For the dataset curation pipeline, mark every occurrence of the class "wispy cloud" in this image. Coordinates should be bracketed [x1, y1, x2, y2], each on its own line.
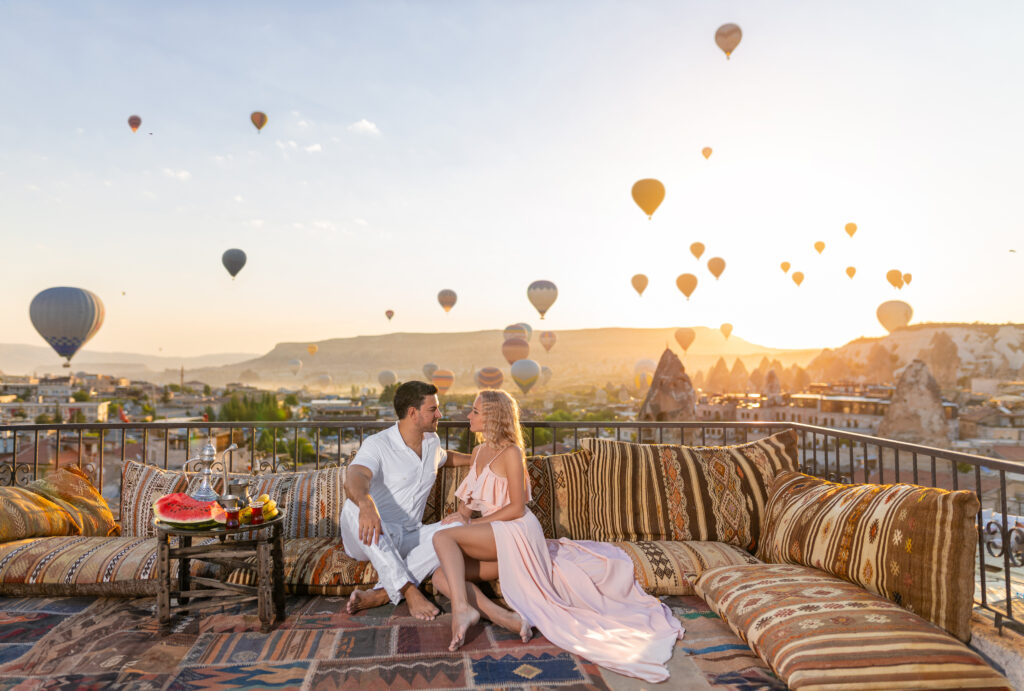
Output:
[297, 119, 310, 128]
[347, 119, 381, 136]
[311, 220, 337, 232]
[162, 168, 191, 181]
[304, 143, 322, 153]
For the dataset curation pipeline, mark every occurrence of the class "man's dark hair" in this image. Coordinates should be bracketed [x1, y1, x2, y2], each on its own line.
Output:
[394, 381, 438, 419]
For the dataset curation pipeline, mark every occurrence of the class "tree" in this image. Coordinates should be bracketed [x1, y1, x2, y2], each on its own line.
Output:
[203, 384, 212, 396]
[72, 389, 91, 402]
[34, 413, 52, 424]
[378, 382, 400, 406]
[161, 388, 172, 403]
[218, 393, 289, 422]
[284, 394, 299, 406]
[71, 410, 86, 423]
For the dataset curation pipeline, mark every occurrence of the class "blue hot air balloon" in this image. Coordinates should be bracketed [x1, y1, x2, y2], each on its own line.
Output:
[222, 249, 247, 278]
[29, 287, 105, 367]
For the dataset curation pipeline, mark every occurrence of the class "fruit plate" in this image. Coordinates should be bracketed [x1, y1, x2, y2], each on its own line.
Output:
[154, 508, 286, 533]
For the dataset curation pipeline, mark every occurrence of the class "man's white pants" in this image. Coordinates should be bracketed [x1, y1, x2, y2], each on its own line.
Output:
[340, 500, 461, 605]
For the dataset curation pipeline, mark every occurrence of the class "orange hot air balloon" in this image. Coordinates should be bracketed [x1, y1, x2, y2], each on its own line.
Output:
[631, 274, 648, 296]
[903, 273, 912, 285]
[502, 337, 530, 365]
[307, 344, 318, 356]
[438, 289, 457, 312]
[877, 300, 913, 334]
[715, 23, 742, 59]
[720, 323, 733, 340]
[780, 262, 791, 273]
[846, 266, 856, 279]
[539, 330, 556, 352]
[431, 369, 455, 394]
[503, 324, 528, 342]
[250, 111, 268, 132]
[676, 273, 698, 300]
[792, 272, 805, 286]
[845, 222, 857, 237]
[631, 179, 665, 218]
[128, 115, 141, 133]
[707, 257, 726, 279]
[385, 309, 394, 321]
[886, 270, 904, 290]
[674, 327, 696, 352]
[814, 241, 825, 254]
[702, 147, 712, 159]
[690, 242, 705, 260]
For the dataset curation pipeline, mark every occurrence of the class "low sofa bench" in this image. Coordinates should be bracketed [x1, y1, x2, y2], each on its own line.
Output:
[0, 430, 1010, 689]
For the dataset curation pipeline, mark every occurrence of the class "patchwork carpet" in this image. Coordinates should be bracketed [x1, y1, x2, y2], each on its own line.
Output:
[0, 594, 782, 690]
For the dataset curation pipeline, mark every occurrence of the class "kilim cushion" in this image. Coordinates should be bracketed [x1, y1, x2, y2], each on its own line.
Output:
[119, 461, 189, 537]
[28, 466, 119, 537]
[581, 429, 799, 548]
[0, 488, 75, 542]
[756, 470, 980, 643]
[695, 563, 1010, 690]
[612, 540, 763, 595]
[0, 536, 217, 597]
[222, 537, 378, 595]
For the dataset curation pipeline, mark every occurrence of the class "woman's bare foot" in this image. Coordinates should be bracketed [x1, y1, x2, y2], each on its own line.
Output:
[347, 588, 389, 614]
[491, 608, 532, 643]
[449, 603, 481, 651]
[404, 586, 440, 621]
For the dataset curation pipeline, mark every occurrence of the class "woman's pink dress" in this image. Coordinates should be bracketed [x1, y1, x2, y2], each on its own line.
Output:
[455, 456, 684, 683]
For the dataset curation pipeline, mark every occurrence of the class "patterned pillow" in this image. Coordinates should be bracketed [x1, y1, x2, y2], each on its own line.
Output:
[223, 537, 378, 595]
[215, 466, 347, 539]
[581, 429, 799, 549]
[28, 466, 119, 537]
[612, 540, 763, 596]
[695, 563, 1010, 690]
[756, 471, 980, 643]
[119, 461, 189, 537]
[0, 488, 75, 542]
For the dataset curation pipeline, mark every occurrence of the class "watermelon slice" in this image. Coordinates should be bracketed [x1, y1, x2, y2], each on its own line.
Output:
[153, 493, 222, 529]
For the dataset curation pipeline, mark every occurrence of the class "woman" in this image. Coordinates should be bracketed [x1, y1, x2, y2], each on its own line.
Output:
[432, 390, 684, 683]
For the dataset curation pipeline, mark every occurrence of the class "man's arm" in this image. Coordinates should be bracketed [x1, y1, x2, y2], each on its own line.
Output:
[445, 450, 473, 467]
[344, 464, 382, 545]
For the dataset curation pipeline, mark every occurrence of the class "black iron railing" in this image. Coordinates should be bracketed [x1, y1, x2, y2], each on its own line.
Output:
[1, 419, 1022, 633]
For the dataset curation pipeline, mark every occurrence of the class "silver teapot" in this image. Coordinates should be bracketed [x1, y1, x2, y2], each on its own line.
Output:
[186, 439, 238, 502]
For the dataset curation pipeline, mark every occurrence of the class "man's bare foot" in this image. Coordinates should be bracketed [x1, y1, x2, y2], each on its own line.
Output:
[449, 603, 481, 651]
[405, 586, 440, 621]
[347, 588, 388, 614]
[492, 608, 532, 643]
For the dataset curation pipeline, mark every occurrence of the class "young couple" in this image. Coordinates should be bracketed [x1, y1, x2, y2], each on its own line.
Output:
[340, 381, 683, 682]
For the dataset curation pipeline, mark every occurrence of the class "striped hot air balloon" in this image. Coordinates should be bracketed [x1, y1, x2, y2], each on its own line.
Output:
[502, 338, 530, 365]
[503, 324, 528, 342]
[432, 369, 455, 394]
[29, 287, 105, 367]
[475, 367, 504, 389]
[515, 323, 533, 341]
[539, 331, 556, 352]
[527, 281, 557, 319]
[510, 359, 541, 394]
[288, 359, 302, 376]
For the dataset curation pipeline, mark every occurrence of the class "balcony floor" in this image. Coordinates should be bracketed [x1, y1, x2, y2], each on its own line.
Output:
[0, 594, 784, 690]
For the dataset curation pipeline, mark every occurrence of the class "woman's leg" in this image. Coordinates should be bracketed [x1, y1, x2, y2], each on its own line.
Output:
[432, 523, 501, 650]
[433, 562, 531, 642]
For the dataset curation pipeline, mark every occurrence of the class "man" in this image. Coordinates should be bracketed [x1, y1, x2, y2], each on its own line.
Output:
[341, 380, 472, 619]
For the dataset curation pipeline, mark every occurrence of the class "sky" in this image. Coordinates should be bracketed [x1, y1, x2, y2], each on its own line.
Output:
[2, 0, 1023, 359]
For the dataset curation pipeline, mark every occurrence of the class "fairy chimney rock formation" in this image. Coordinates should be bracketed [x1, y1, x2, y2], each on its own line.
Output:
[638, 349, 696, 421]
[877, 359, 949, 447]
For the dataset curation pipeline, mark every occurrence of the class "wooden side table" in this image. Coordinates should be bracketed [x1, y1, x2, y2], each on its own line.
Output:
[155, 512, 286, 633]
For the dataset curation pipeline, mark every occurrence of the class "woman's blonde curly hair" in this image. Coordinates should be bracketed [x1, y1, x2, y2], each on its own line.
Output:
[475, 389, 525, 452]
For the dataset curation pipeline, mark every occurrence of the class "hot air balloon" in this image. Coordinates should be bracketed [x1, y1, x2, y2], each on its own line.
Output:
[475, 367, 504, 389]
[707, 257, 726, 279]
[720, 323, 733, 340]
[631, 274, 648, 296]
[438, 289, 457, 312]
[385, 310, 394, 321]
[510, 359, 541, 394]
[540, 366, 553, 387]
[316, 373, 332, 387]
[846, 266, 856, 279]
[702, 147, 712, 159]
[780, 262, 791, 273]
[903, 273, 912, 285]
[515, 323, 533, 341]
[539, 331, 556, 352]
[845, 222, 857, 238]
[715, 23, 742, 58]
[503, 324, 528, 342]
[674, 327, 696, 352]
[378, 370, 397, 387]
[631, 179, 665, 218]
[288, 358, 302, 376]
[877, 300, 913, 333]
[676, 273, 698, 300]
[886, 270, 904, 290]
[29, 287, 105, 367]
[792, 272, 805, 286]
[502, 337, 530, 365]
[527, 280, 557, 319]
[307, 344, 318, 356]
[423, 363, 438, 380]
[128, 115, 141, 133]
[690, 242, 705, 260]
[635, 371, 654, 389]
[634, 359, 656, 378]
[222, 249, 246, 278]
[814, 241, 825, 254]
[250, 111, 268, 132]
[432, 369, 455, 394]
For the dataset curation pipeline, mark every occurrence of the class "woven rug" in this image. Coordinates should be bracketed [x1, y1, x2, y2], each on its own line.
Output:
[0, 594, 782, 690]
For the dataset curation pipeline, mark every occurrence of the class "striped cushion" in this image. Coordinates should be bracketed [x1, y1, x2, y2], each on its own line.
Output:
[0, 488, 74, 542]
[612, 540, 763, 595]
[223, 537, 378, 595]
[545, 449, 593, 540]
[695, 563, 1010, 690]
[119, 461, 189, 537]
[757, 471, 980, 643]
[0, 536, 216, 597]
[581, 430, 799, 549]
[28, 466, 119, 537]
